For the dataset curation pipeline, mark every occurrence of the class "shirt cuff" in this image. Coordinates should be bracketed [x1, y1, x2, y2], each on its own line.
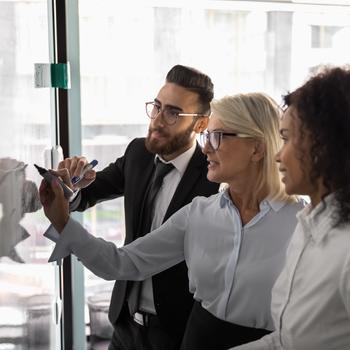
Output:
[43, 224, 61, 243]
[69, 190, 81, 211]
[44, 218, 77, 262]
[69, 188, 80, 202]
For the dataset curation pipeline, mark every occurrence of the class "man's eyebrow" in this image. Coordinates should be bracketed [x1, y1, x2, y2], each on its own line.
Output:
[154, 98, 182, 111]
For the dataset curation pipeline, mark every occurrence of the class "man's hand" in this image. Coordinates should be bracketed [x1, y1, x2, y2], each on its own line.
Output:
[58, 156, 96, 190]
[39, 170, 70, 233]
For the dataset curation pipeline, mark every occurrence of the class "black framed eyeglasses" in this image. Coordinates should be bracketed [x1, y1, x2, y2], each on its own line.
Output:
[199, 131, 251, 151]
[145, 101, 208, 126]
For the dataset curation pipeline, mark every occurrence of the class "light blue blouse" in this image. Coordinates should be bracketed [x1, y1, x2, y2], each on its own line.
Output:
[46, 190, 304, 330]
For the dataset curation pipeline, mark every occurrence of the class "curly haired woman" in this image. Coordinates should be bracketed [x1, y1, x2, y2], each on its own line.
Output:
[233, 66, 350, 350]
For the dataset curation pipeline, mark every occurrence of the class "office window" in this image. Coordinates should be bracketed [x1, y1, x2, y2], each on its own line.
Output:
[77, 0, 350, 344]
[0, 1, 61, 348]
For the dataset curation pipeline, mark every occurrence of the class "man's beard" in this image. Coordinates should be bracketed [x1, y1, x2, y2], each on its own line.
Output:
[145, 122, 195, 156]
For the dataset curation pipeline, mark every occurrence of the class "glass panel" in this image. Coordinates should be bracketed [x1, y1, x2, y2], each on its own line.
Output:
[0, 0, 60, 349]
[78, 0, 350, 346]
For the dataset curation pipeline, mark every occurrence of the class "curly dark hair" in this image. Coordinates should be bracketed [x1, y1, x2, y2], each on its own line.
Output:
[283, 66, 350, 227]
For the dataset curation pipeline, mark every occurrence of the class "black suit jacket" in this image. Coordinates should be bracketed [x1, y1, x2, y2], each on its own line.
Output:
[74, 137, 219, 342]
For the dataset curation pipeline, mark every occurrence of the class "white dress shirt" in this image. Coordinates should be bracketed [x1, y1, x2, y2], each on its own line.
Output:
[46, 190, 303, 329]
[231, 194, 350, 350]
[138, 142, 196, 314]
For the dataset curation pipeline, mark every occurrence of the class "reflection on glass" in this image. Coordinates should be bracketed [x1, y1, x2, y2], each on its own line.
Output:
[0, 158, 41, 262]
[78, 0, 350, 345]
[0, 1, 59, 348]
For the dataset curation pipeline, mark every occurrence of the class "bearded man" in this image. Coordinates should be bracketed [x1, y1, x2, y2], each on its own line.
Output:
[59, 65, 219, 350]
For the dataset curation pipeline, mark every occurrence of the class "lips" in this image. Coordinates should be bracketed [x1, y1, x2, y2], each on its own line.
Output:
[150, 129, 168, 140]
[207, 160, 218, 169]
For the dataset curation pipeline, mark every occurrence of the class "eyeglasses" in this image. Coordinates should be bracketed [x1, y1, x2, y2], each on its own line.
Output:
[145, 101, 208, 126]
[199, 131, 251, 151]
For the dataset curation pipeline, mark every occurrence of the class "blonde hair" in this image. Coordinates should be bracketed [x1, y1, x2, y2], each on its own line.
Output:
[211, 92, 294, 203]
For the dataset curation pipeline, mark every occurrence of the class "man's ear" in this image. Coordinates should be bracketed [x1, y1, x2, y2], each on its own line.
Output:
[193, 116, 209, 133]
[251, 141, 266, 162]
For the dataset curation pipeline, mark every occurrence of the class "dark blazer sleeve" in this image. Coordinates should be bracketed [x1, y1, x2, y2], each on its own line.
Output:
[72, 139, 135, 211]
[71, 137, 155, 246]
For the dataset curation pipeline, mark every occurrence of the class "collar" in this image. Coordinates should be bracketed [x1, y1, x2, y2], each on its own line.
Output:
[156, 142, 196, 177]
[296, 193, 337, 243]
[260, 199, 285, 212]
[219, 188, 285, 212]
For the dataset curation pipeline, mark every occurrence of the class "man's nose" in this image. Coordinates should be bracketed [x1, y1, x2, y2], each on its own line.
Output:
[151, 110, 165, 127]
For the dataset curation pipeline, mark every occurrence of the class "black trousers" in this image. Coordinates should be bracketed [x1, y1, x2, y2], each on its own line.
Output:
[108, 304, 179, 350]
[180, 301, 271, 350]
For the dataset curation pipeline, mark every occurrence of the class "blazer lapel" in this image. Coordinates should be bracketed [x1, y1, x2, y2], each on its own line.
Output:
[129, 155, 155, 243]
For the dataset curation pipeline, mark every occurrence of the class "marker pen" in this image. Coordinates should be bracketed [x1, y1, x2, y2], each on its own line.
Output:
[71, 159, 98, 185]
[34, 164, 74, 199]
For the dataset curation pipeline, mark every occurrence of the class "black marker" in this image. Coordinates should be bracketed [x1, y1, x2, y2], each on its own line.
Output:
[34, 164, 74, 199]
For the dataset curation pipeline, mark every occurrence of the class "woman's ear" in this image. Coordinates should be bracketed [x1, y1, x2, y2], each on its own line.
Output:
[193, 116, 209, 133]
[251, 141, 266, 162]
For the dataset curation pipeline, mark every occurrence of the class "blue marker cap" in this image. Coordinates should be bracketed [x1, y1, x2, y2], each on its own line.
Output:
[89, 159, 98, 168]
[71, 159, 98, 185]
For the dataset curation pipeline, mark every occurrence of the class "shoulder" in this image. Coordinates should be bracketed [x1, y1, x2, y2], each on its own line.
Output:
[189, 191, 223, 210]
[330, 224, 350, 300]
[329, 223, 350, 247]
[276, 198, 306, 216]
[125, 137, 147, 153]
[265, 200, 304, 231]
[123, 138, 154, 162]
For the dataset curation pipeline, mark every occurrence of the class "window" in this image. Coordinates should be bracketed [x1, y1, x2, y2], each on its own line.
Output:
[0, 1, 61, 348]
[77, 0, 350, 344]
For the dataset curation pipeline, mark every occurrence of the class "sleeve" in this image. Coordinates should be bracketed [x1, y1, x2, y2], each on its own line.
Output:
[46, 203, 191, 281]
[228, 332, 281, 350]
[70, 139, 139, 211]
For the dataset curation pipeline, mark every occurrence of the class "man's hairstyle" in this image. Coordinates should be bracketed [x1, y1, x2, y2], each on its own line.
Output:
[166, 65, 214, 114]
[284, 65, 350, 226]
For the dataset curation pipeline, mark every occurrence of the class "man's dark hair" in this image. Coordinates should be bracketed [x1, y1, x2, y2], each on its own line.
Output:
[166, 65, 214, 114]
[283, 66, 350, 227]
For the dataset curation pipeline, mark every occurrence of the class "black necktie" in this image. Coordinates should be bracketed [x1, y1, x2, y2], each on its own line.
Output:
[141, 159, 175, 233]
[127, 159, 174, 315]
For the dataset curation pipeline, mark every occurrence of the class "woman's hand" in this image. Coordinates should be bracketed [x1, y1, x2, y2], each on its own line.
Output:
[39, 169, 70, 233]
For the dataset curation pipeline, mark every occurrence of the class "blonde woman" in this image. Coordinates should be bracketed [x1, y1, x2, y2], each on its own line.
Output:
[39, 92, 304, 350]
